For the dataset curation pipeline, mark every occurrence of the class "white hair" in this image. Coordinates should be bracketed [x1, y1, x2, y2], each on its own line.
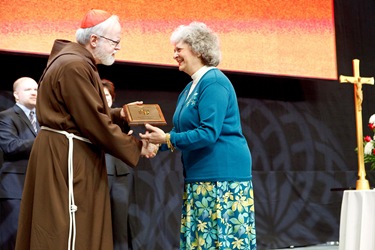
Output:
[75, 15, 120, 45]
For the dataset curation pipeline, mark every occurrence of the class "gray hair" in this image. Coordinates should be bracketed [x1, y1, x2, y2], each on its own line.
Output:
[75, 15, 120, 45]
[170, 22, 221, 67]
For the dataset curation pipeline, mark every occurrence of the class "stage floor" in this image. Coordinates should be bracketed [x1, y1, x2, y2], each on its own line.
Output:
[271, 242, 339, 250]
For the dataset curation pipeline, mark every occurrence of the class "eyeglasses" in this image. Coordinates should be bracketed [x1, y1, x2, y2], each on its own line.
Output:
[97, 35, 120, 47]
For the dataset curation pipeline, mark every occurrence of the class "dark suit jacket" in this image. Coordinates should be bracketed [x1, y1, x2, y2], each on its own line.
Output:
[105, 115, 132, 176]
[0, 104, 39, 198]
[105, 154, 131, 176]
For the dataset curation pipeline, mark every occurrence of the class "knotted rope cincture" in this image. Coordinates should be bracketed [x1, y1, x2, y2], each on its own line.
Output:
[41, 126, 91, 250]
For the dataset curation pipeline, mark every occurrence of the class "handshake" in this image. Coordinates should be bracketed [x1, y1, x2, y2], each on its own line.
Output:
[139, 123, 169, 158]
[140, 139, 160, 159]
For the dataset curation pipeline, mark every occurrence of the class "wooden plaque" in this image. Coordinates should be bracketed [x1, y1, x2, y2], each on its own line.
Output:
[123, 104, 167, 126]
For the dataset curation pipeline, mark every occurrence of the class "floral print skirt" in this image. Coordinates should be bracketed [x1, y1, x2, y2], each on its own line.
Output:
[180, 180, 256, 250]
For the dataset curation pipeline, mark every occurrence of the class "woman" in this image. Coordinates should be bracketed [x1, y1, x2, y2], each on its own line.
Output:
[139, 22, 256, 249]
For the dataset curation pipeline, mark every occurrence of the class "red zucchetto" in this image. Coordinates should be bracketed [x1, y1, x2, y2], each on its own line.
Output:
[80, 9, 112, 28]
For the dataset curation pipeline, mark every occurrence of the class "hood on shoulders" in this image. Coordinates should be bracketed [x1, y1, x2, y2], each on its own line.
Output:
[38, 39, 97, 84]
[47, 39, 71, 64]
[47, 39, 94, 66]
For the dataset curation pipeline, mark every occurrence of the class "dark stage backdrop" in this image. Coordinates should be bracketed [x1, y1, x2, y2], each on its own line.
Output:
[1, 1, 375, 249]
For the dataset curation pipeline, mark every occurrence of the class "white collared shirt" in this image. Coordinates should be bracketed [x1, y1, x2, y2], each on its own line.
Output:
[16, 103, 36, 118]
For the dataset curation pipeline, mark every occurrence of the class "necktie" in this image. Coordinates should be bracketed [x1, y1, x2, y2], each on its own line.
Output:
[29, 111, 37, 132]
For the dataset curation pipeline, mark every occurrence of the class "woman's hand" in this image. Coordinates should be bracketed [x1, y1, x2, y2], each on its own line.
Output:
[139, 123, 166, 144]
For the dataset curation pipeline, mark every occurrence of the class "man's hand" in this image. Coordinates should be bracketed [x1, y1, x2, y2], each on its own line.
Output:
[121, 101, 143, 118]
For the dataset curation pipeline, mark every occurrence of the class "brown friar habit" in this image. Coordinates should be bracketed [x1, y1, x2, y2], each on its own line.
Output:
[15, 40, 143, 250]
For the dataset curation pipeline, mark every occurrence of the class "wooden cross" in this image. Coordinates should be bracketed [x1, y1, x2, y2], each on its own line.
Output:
[340, 59, 374, 190]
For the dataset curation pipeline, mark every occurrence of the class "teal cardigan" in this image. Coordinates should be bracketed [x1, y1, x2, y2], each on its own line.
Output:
[165, 68, 252, 183]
